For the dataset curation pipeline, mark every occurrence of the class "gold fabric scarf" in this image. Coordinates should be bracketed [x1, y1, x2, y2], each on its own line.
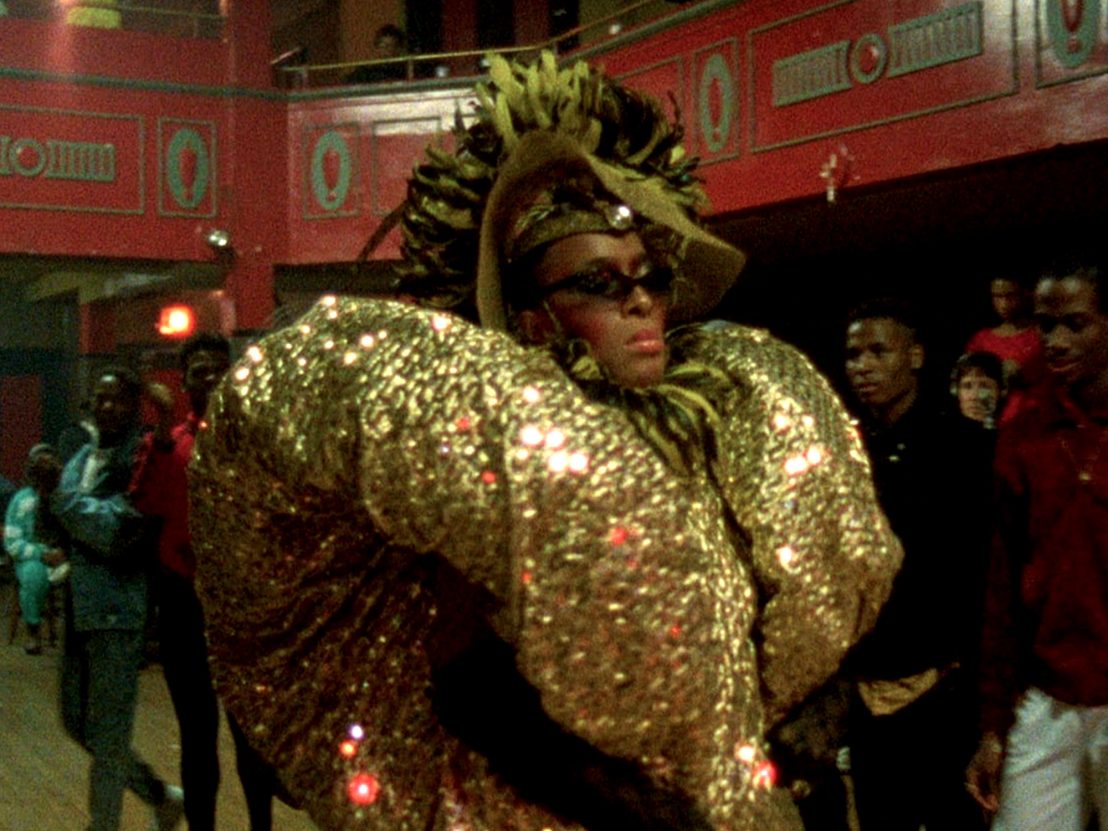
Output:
[549, 326, 730, 476]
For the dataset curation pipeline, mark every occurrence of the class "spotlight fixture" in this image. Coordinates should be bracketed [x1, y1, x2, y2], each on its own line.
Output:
[206, 228, 231, 250]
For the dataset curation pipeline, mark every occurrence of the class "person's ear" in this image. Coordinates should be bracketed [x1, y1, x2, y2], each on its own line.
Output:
[910, 343, 924, 372]
[516, 308, 554, 344]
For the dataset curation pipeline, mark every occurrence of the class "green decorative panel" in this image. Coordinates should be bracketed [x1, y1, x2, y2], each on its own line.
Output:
[157, 118, 217, 218]
[773, 41, 852, 106]
[303, 124, 359, 219]
[0, 104, 143, 214]
[1035, 0, 1108, 86]
[693, 40, 741, 163]
[886, 3, 983, 78]
[1046, 0, 1101, 68]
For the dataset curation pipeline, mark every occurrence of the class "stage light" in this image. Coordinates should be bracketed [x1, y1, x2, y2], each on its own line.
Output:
[157, 304, 196, 338]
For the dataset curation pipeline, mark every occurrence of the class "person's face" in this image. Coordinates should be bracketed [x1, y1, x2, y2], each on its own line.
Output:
[845, 317, 922, 422]
[1034, 275, 1108, 395]
[523, 231, 669, 388]
[183, 348, 230, 415]
[991, 279, 1028, 323]
[957, 368, 1000, 423]
[91, 375, 139, 445]
[375, 34, 401, 57]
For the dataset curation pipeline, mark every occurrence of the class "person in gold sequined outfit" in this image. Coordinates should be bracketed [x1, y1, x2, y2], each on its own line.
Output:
[188, 53, 902, 831]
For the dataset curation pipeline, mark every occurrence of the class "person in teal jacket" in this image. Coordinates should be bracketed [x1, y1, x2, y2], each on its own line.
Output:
[4, 443, 65, 654]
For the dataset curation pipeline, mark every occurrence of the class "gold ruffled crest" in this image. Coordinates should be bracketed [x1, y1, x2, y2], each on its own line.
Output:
[394, 51, 714, 321]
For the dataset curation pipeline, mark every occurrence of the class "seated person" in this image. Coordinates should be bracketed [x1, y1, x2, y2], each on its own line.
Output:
[347, 24, 408, 84]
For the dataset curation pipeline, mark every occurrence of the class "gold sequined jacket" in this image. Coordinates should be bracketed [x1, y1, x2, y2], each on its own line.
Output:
[190, 297, 900, 831]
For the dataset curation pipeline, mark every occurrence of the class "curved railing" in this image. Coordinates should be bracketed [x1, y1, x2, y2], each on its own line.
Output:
[275, 0, 690, 89]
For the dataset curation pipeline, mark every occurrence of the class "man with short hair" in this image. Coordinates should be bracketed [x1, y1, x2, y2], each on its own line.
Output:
[133, 334, 230, 831]
[348, 23, 408, 83]
[51, 366, 184, 831]
[844, 299, 989, 831]
[135, 333, 288, 831]
[966, 261, 1108, 828]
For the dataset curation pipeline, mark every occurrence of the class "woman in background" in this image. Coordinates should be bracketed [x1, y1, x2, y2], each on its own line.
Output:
[951, 351, 1006, 429]
[965, 276, 1045, 425]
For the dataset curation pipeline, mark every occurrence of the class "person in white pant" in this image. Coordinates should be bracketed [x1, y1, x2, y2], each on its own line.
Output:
[966, 260, 1108, 830]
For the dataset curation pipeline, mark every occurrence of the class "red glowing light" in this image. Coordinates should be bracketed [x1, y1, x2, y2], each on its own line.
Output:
[455, 416, 471, 431]
[157, 305, 196, 338]
[347, 773, 380, 805]
[752, 761, 777, 789]
[521, 570, 533, 585]
[609, 526, 629, 546]
[481, 470, 497, 484]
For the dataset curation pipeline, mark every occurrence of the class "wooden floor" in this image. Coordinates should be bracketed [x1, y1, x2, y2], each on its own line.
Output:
[0, 635, 318, 831]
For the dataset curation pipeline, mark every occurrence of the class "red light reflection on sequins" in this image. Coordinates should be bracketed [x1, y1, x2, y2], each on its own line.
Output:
[339, 740, 358, 759]
[752, 760, 777, 790]
[609, 526, 629, 546]
[481, 470, 497, 485]
[347, 773, 380, 805]
[521, 570, 533, 585]
[456, 416, 471, 431]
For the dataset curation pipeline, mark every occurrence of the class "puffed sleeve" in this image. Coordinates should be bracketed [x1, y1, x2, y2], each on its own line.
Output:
[688, 325, 901, 724]
[5, 488, 48, 563]
[191, 298, 809, 831]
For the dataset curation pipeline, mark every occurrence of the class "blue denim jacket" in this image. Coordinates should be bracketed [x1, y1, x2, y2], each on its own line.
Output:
[51, 430, 153, 632]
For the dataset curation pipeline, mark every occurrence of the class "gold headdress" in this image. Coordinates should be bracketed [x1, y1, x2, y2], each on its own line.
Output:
[394, 52, 745, 328]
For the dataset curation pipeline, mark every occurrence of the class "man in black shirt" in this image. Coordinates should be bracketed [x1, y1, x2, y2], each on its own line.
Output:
[843, 298, 989, 831]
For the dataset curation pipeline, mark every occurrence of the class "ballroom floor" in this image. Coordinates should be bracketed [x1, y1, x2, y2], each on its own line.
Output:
[0, 633, 317, 831]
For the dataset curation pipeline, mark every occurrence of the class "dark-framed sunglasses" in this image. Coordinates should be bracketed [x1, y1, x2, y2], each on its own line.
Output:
[539, 264, 676, 303]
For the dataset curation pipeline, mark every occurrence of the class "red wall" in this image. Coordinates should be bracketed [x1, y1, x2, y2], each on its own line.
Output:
[0, 2, 280, 329]
[591, 0, 1108, 214]
[1, 0, 1107, 335]
[1, 375, 43, 483]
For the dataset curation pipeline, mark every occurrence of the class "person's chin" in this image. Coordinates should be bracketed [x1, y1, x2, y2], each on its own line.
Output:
[619, 354, 666, 388]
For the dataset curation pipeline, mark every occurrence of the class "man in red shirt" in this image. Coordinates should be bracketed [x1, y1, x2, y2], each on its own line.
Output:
[967, 260, 1108, 828]
[133, 334, 230, 831]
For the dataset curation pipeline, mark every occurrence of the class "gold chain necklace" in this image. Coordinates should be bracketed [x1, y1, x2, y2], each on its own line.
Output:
[1059, 423, 1108, 484]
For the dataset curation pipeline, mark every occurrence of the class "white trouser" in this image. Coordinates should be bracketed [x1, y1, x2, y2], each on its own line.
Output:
[992, 687, 1108, 831]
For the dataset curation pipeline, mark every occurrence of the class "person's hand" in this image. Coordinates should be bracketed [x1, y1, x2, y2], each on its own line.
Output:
[41, 548, 67, 568]
[145, 381, 176, 441]
[965, 732, 1004, 814]
[145, 381, 175, 415]
[28, 453, 62, 496]
[1001, 359, 1024, 389]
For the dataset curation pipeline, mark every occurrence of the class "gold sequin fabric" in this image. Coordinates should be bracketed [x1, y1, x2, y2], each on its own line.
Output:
[190, 297, 900, 831]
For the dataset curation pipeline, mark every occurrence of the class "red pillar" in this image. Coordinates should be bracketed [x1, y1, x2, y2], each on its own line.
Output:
[219, 0, 282, 332]
[78, 301, 116, 355]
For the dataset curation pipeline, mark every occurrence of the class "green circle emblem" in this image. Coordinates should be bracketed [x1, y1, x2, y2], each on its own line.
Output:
[166, 128, 210, 210]
[310, 130, 352, 212]
[698, 53, 734, 154]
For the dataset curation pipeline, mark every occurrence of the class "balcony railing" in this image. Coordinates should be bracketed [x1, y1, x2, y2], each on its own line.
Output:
[274, 0, 691, 89]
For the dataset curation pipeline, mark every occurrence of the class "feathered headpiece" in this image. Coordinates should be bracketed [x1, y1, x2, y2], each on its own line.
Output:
[392, 51, 744, 328]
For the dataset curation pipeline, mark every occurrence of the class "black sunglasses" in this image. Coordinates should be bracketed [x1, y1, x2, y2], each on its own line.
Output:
[539, 264, 675, 303]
